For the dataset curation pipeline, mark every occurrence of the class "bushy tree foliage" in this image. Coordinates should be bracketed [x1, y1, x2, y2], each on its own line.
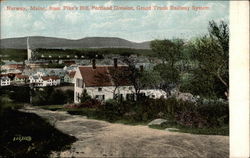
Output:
[150, 39, 184, 95]
[188, 21, 229, 98]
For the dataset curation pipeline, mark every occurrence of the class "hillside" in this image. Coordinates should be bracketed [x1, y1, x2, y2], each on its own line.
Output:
[0, 36, 151, 50]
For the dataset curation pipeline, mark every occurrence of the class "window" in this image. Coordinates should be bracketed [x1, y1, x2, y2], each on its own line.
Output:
[98, 87, 102, 92]
[76, 78, 84, 88]
[95, 95, 105, 101]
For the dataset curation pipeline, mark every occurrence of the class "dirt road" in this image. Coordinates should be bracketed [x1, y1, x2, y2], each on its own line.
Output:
[20, 106, 229, 158]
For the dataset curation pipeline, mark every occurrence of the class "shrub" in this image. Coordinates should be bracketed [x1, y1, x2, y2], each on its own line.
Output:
[0, 95, 13, 114]
[98, 99, 127, 121]
[33, 88, 74, 106]
[175, 111, 208, 128]
[80, 90, 91, 103]
[64, 90, 74, 103]
[174, 101, 228, 128]
[78, 99, 102, 108]
[197, 102, 229, 127]
[49, 89, 66, 105]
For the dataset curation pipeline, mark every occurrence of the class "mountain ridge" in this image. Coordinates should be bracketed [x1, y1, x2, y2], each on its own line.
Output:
[0, 36, 151, 50]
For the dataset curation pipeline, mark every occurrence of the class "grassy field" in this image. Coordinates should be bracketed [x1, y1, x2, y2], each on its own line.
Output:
[39, 105, 229, 136]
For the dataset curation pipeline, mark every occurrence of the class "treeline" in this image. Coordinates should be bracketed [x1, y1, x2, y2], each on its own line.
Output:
[0, 49, 27, 61]
[35, 48, 154, 59]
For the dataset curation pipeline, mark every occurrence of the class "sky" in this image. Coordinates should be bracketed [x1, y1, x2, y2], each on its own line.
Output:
[0, 0, 229, 42]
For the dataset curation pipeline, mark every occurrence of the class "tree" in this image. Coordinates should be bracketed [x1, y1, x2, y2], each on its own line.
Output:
[191, 20, 229, 98]
[140, 70, 163, 89]
[122, 56, 143, 98]
[150, 39, 184, 96]
[80, 89, 91, 103]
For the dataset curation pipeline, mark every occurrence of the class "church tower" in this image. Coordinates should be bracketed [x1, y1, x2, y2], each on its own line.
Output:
[27, 37, 32, 61]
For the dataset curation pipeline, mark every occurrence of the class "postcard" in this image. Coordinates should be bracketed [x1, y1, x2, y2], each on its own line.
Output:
[0, 0, 249, 157]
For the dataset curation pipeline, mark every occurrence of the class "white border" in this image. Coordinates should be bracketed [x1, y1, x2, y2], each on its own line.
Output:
[230, 1, 250, 157]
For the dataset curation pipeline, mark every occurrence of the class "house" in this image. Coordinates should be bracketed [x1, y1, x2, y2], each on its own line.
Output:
[29, 75, 60, 87]
[14, 74, 28, 83]
[74, 59, 135, 103]
[64, 71, 76, 84]
[0, 76, 11, 86]
[41, 76, 60, 87]
[0, 64, 24, 74]
[29, 76, 43, 87]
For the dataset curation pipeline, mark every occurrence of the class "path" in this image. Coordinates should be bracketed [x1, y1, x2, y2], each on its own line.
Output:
[20, 106, 229, 158]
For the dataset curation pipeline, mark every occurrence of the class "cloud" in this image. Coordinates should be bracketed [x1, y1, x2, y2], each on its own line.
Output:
[33, 21, 45, 30]
[1, 0, 229, 42]
[65, 12, 82, 24]
[43, 10, 57, 20]
[1, 10, 32, 27]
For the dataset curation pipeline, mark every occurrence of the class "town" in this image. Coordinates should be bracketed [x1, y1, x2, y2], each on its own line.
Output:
[0, 20, 230, 157]
[0, 37, 170, 103]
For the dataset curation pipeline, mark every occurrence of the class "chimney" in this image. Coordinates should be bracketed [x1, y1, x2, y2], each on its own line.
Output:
[114, 58, 118, 68]
[139, 65, 144, 72]
[92, 59, 96, 69]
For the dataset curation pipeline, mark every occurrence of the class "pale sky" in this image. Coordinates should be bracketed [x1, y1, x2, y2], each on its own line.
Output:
[1, 1, 229, 42]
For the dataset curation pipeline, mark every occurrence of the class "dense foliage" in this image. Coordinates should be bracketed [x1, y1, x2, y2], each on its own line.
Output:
[66, 97, 228, 130]
[35, 48, 153, 59]
[150, 21, 229, 99]
[0, 49, 27, 61]
[32, 88, 74, 106]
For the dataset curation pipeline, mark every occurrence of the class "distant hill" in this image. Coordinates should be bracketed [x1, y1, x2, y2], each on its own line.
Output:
[0, 36, 151, 50]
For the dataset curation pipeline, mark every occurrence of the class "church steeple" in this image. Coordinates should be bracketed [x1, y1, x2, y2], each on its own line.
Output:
[27, 37, 32, 61]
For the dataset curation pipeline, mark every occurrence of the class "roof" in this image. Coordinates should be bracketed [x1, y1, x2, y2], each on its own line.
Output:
[1, 64, 24, 70]
[0, 76, 10, 80]
[15, 74, 28, 79]
[0, 74, 9, 77]
[78, 65, 131, 87]
[42, 76, 60, 81]
[64, 61, 76, 66]
[68, 71, 76, 78]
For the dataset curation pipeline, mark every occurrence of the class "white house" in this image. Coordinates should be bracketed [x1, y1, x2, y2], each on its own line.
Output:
[64, 71, 76, 84]
[74, 59, 136, 103]
[41, 76, 61, 87]
[29, 76, 43, 87]
[0, 76, 11, 86]
[74, 59, 167, 103]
